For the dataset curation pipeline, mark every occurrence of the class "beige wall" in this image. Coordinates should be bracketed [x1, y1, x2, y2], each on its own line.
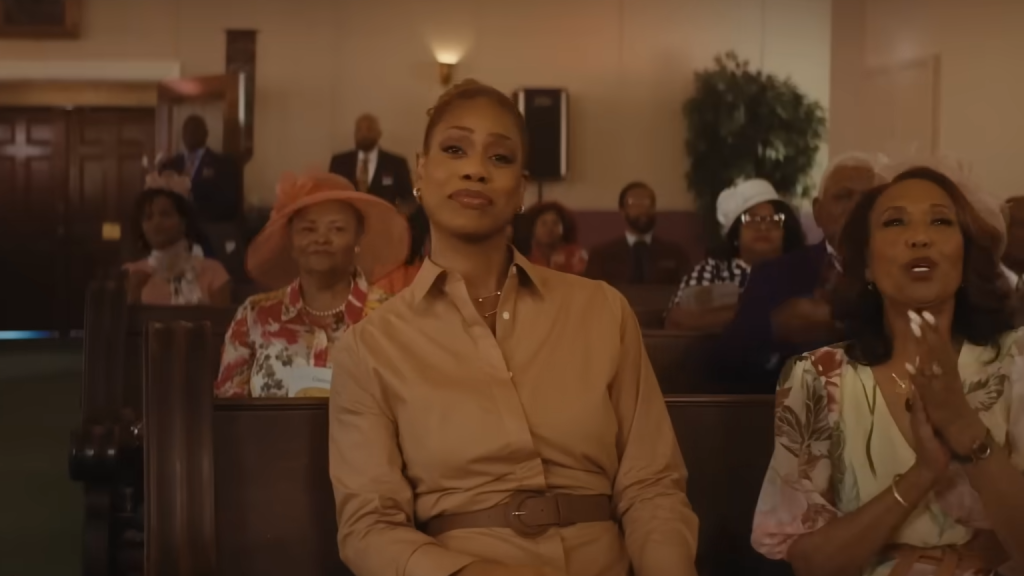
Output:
[0, 0, 831, 209]
[830, 0, 1024, 200]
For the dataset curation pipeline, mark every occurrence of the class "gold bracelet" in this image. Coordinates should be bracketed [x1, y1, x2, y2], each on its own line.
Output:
[891, 473, 910, 508]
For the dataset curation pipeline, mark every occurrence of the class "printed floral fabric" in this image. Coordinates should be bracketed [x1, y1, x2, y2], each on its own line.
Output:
[213, 269, 393, 398]
[752, 328, 1024, 576]
[528, 243, 589, 275]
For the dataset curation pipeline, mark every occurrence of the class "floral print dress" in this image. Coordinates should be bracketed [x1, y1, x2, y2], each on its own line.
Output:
[752, 328, 1024, 576]
[213, 270, 393, 398]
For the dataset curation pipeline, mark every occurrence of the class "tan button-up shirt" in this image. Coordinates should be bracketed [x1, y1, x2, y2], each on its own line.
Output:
[329, 250, 698, 576]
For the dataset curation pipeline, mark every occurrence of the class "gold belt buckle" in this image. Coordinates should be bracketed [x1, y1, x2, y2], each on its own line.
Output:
[505, 491, 551, 538]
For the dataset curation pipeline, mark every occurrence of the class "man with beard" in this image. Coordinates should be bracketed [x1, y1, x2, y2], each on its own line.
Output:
[584, 181, 689, 284]
[329, 114, 415, 212]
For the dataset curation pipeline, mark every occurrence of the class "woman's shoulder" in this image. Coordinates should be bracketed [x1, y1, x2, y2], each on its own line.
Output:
[778, 343, 852, 387]
[123, 258, 152, 272]
[239, 287, 288, 313]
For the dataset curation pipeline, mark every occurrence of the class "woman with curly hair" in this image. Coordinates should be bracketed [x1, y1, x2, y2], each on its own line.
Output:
[751, 164, 1024, 576]
[520, 201, 588, 275]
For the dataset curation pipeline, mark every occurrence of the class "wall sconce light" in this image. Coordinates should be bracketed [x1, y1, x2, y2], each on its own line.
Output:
[438, 62, 454, 87]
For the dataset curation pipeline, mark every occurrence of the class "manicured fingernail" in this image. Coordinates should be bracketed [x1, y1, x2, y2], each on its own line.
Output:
[904, 362, 916, 375]
[922, 311, 936, 325]
[908, 309, 923, 324]
[910, 322, 922, 338]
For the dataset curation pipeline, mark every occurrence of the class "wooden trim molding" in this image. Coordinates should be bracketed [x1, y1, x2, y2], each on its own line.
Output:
[144, 321, 218, 576]
[0, 81, 158, 107]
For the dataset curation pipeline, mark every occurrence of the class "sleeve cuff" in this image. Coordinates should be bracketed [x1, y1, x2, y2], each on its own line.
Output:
[404, 543, 478, 576]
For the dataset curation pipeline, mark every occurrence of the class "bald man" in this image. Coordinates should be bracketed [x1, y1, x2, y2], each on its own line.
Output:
[328, 114, 414, 210]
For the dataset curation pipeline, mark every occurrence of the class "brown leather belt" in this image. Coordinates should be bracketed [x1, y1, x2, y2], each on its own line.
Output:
[885, 535, 1008, 576]
[422, 491, 613, 538]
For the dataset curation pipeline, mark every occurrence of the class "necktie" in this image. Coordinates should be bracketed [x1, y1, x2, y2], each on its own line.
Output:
[356, 155, 369, 192]
[631, 241, 649, 284]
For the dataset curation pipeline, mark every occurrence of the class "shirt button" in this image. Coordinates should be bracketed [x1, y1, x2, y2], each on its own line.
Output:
[502, 311, 510, 320]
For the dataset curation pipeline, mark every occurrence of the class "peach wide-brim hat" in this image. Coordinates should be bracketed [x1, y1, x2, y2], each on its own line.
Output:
[247, 172, 410, 290]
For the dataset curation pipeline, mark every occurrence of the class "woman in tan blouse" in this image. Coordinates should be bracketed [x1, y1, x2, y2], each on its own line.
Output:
[328, 80, 698, 576]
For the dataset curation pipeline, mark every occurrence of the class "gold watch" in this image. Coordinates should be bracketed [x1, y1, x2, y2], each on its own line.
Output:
[949, 429, 995, 464]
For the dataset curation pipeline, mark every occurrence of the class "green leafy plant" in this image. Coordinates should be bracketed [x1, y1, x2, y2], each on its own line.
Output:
[684, 51, 826, 232]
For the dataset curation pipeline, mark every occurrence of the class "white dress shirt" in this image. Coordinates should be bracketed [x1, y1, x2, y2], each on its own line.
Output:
[625, 231, 653, 246]
[357, 147, 379, 186]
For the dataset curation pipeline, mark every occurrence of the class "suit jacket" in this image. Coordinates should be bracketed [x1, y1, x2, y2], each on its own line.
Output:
[715, 241, 835, 391]
[584, 235, 690, 285]
[328, 149, 413, 207]
[160, 149, 243, 222]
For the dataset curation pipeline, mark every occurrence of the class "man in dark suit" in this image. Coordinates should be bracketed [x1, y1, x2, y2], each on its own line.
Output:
[329, 114, 414, 212]
[584, 181, 690, 285]
[159, 115, 243, 223]
[715, 154, 882, 391]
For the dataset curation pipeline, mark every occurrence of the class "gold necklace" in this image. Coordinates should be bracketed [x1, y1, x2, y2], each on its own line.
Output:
[890, 373, 909, 395]
[471, 290, 501, 302]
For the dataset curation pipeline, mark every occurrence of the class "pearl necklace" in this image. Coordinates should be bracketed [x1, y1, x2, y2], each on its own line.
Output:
[303, 278, 353, 317]
[304, 302, 346, 317]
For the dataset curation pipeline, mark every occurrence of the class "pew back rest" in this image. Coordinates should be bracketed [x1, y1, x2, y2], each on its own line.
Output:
[644, 331, 719, 394]
[665, 394, 793, 576]
[123, 305, 236, 412]
[214, 400, 349, 576]
[142, 320, 351, 576]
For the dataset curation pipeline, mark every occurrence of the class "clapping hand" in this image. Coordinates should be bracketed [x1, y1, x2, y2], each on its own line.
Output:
[906, 310, 985, 454]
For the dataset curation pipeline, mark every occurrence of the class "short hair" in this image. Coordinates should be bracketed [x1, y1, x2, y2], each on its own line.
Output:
[422, 79, 528, 159]
[131, 189, 206, 253]
[710, 200, 805, 260]
[617, 181, 653, 209]
[832, 166, 1014, 365]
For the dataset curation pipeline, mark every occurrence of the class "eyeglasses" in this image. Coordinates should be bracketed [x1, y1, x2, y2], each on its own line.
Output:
[741, 213, 785, 228]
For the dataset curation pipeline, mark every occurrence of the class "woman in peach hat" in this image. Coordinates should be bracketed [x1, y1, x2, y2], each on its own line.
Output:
[214, 172, 409, 398]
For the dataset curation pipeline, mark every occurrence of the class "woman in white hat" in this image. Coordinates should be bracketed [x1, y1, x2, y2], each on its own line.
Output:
[665, 178, 805, 333]
[214, 172, 409, 398]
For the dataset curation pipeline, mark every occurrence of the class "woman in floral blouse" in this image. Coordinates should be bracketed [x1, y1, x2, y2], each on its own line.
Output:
[752, 163, 1024, 576]
[214, 172, 409, 398]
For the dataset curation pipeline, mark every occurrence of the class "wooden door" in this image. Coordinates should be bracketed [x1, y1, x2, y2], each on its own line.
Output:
[0, 108, 68, 332]
[65, 108, 155, 331]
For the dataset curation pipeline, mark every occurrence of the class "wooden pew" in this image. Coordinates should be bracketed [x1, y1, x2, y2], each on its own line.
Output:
[116, 320, 787, 576]
[667, 395, 793, 576]
[644, 330, 719, 394]
[616, 283, 677, 330]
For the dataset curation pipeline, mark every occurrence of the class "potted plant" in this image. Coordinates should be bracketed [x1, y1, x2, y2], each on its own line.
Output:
[684, 51, 826, 237]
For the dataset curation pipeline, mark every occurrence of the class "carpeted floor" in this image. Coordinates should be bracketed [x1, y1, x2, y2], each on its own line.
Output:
[0, 340, 83, 576]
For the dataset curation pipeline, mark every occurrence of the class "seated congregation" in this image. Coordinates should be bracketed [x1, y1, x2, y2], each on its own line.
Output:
[71, 80, 1024, 576]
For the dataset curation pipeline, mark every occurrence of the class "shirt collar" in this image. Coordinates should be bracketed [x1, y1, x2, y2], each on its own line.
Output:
[410, 247, 545, 304]
[1003, 264, 1020, 291]
[357, 147, 379, 160]
[280, 268, 368, 321]
[825, 241, 843, 272]
[625, 231, 653, 246]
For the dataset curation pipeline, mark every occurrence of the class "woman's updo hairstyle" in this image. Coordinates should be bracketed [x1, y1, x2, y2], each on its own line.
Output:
[422, 79, 529, 159]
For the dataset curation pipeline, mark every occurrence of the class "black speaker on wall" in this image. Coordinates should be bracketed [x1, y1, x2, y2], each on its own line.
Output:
[514, 88, 568, 182]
